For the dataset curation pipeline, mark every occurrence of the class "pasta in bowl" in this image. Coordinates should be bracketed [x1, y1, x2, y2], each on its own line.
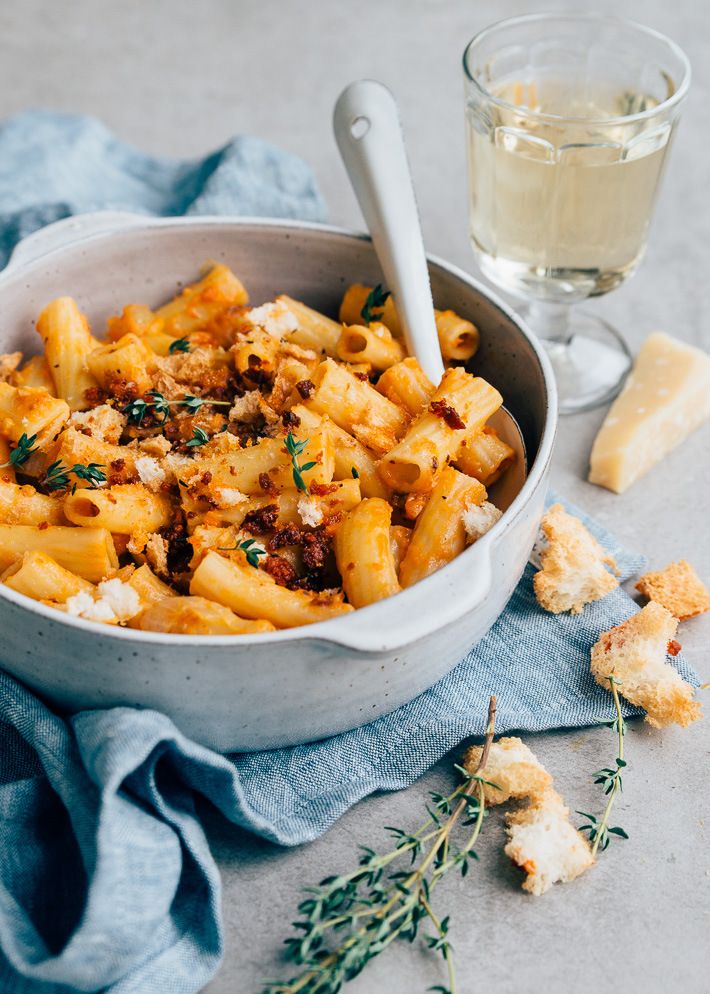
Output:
[0, 214, 555, 750]
[1, 266, 517, 634]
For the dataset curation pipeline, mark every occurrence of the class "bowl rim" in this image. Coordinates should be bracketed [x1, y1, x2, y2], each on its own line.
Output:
[0, 213, 558, 648]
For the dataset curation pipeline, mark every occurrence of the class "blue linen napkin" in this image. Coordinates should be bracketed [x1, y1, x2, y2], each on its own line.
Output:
[0, 108, 327, 269]
[0, 112, 701, 994]
[0, 492, 700, 994]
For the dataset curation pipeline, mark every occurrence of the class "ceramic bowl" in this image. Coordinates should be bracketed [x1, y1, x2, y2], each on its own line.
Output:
[0, 212, 557, 751]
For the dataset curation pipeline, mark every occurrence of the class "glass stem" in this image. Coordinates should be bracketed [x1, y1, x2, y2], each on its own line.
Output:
[526, 301, 573, 346]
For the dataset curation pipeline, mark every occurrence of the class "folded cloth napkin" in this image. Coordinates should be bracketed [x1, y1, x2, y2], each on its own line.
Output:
[0, 491, 700, 994]
[0, 108, 327, 269]
[0, 113, 700, 994]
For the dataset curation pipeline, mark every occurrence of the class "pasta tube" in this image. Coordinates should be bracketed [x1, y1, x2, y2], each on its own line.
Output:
[190, 550, 354, 628]
[336, 323, 405, 372]
[155, 265, 249, 337]
[290, 404, 388, 500]
[36, 297, 101, 410]
[334, 498, 401, 607]
[64, 483, 176, 533]
[305, 359, 410, 455]
[276, 295, 342, 357]
[0, 525, 118, 582]
[2, 551, 94, 602]
[399, 467, 486, 588]
[0, 479, 67, 525]
[0, 382, 69, 448]
[139, 595, 274, 635]
[86, 334, 157, 395]
[375, 358, 435, 417]
[378, 368, 502, 493]
[455, 427, 515, 486]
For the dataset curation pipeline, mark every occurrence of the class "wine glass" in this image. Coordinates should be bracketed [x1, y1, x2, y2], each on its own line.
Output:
[463, 13, 690, 413]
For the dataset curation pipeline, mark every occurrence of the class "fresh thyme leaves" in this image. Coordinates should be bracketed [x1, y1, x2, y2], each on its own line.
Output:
[285, 431, 316, 494]
[261, 696, 499, 994]
[43, 460, 106, 492]
[578, 675, 629, 857]
[186, 427, 210, 448]
[0, 432, 39, 469]
[351, 467, 359, 479]
[360, 284, 391, 325]
[217, 538, 266, 568]
[168, 336, 191, 354]
[122, 390, 230, 426]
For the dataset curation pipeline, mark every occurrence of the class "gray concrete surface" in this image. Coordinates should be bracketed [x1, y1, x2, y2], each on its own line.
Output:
[3, 0, 708, 991]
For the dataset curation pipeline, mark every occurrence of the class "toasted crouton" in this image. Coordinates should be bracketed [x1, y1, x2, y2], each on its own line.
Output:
[533, 503, 619, 615]
[505, 788, 594, 895]
[462, 736, 553, 805]
[590, 601, 702, 728]
[635, 560, 710, 620]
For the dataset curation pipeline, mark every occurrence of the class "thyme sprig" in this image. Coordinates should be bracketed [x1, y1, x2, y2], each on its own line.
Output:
[43, 460, 106, 492]
[0, 432, 39, 469]
[218, 538, 267, 568]
[122, 390, 230, 426]
[261, 696, 499, 994]
[168, 336, 192, 354]
[360, 284, 390, 325]
[285, 431, 316, 494]
[578, 675, 629, 856]
[186, 427, 210, 448]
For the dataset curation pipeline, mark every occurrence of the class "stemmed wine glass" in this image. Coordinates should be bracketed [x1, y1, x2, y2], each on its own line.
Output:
[463, 13, 690, 413]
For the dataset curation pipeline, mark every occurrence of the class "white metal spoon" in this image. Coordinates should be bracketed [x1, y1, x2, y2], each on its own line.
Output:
[333, 79, 527, 501]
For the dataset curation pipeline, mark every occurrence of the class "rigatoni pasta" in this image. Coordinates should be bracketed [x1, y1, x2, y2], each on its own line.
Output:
[0, 267, 514, 633]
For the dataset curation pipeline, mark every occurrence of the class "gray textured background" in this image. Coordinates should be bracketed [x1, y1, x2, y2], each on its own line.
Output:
[2, 0, 708, 991]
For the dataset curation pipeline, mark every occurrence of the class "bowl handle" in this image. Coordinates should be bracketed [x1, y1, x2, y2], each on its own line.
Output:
[5, 210, 149, 271]
[322, 540, 494, 654]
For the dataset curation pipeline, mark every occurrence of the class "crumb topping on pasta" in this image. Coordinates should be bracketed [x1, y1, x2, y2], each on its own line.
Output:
[0, 269, 513, 634]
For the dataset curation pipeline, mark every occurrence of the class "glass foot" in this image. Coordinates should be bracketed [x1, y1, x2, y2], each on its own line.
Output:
[525, 308, 633, 415]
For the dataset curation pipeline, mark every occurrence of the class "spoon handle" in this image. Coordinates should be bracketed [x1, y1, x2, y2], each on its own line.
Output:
[333, 80, 445, 384]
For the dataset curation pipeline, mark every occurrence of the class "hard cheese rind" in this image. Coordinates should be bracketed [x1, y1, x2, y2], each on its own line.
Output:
[589, 332, 710, 494]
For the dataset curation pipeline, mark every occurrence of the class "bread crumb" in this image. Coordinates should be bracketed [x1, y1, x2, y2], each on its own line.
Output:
[70, 404, 127, 444]
[636, 560, 710, 619]
[590, 601, 702, 728]
[534, 503, 619, 614]
[298, 494, 324, 528]
[462, 736, 553, 805]
[463, 500, 502, 542]
[135, 455, 167, 492]
[214, 487, 248, 509]
[228, 390, 262, 423]
[505, 789, 594, 895]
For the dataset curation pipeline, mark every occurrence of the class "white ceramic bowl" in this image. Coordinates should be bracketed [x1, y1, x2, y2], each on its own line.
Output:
[0, 212, 557, 751]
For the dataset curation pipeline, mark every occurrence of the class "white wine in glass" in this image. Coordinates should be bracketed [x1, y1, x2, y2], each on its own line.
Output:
[463, 14, 690, 413]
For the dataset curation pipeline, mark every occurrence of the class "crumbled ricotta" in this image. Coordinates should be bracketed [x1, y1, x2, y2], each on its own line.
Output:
[214, 487, 248, 509]
[135, 455, 167, 492]
[64, 589, 117, 624]
[97, 578, 141, 621]
[297, 494, 323, 528]
[462, 500, 502, 542]
[246, 301, 299, 339]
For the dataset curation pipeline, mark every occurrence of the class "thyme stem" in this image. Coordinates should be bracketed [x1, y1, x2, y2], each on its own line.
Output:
[591, 677, 624, 859]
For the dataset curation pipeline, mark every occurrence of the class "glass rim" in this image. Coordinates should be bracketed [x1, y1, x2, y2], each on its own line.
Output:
[462, 11, 691, 126]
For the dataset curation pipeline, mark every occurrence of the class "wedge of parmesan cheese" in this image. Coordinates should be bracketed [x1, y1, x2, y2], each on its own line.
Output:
[589, 332, 710, 494]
